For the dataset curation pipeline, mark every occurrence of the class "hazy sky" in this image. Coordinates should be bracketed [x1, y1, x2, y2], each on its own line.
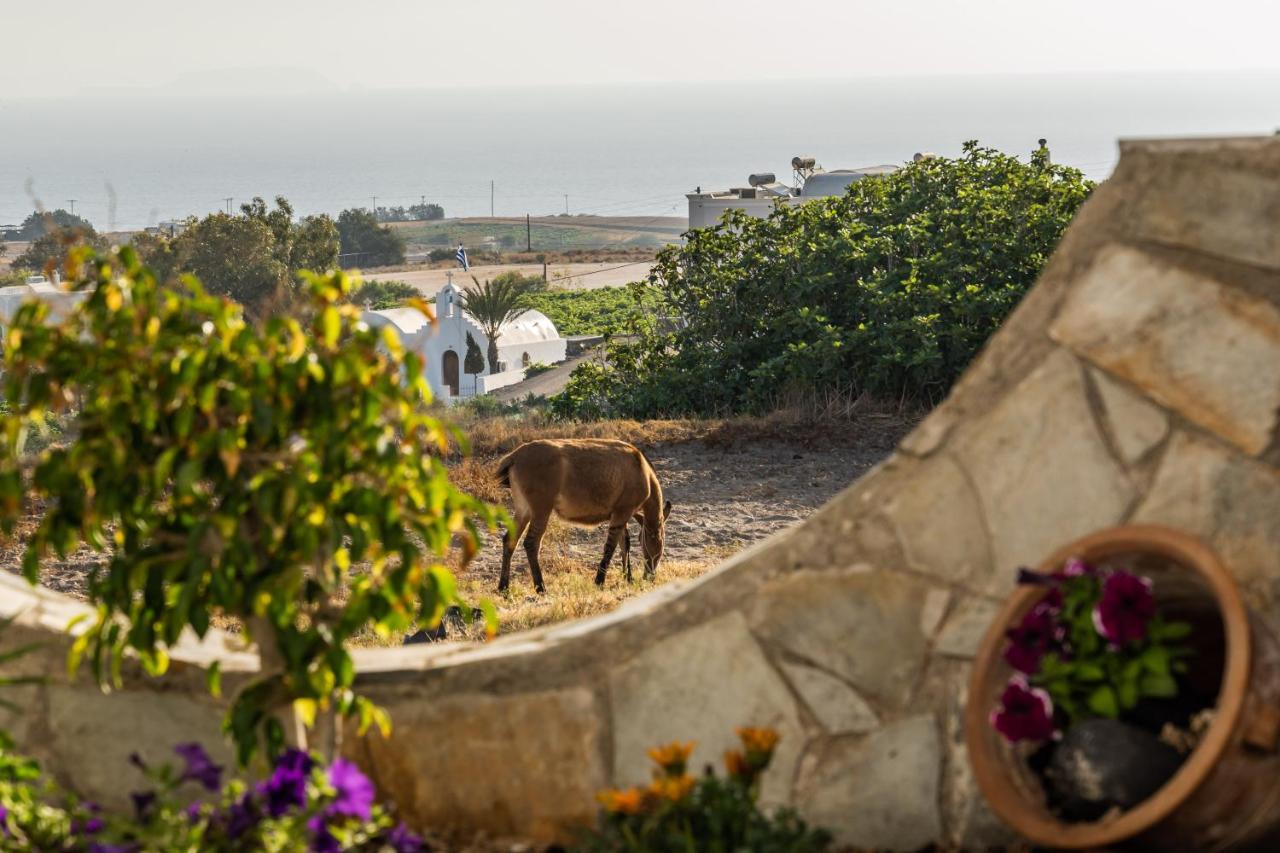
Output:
[9, 0, 1280, 97]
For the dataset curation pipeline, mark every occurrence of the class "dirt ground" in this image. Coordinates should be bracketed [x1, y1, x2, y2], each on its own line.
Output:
[0, 409, 914, 640]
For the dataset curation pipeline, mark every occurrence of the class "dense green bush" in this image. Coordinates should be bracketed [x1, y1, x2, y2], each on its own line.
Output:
[337, 210, 406, 268]
[553, 143, 1093, 419]
[133, 197, 340, 318]
[348, 279, 418, 310]
[0, 247, 501, 764]
[519, 283, 661, 337]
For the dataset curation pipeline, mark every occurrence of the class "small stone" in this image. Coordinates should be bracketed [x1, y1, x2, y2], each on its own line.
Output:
[795, 715, 943, 851]
[935, 598, 1001, 659]
[881, 453, 990, 585]
[1090, 368, 1169, 465]
[1047, 718, 1184, 821]
[780, 662, 879, 734]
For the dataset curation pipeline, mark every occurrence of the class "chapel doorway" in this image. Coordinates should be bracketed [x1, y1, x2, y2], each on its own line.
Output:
[442, 350, 460, 396]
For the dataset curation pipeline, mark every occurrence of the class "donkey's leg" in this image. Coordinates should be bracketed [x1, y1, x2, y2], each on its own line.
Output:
[622, 526, 633, 583]
[499, 511, 531, 594]
[523, 510, 551, 594]
[595, 511, 630, 587]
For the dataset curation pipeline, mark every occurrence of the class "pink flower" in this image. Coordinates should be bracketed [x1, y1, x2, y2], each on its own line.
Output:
[1003, 607, 1057, 674]
[990, 676, 1057, 743]
[1093, 571, 1155, 645]
[1059, 557, 1094, 578]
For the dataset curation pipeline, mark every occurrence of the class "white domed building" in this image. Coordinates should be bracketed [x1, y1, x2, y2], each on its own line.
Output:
[361, 278, 567, 401]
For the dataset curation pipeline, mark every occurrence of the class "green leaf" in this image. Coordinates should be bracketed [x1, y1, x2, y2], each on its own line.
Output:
[1087, 686, 1120, 718]
[1141, 672, 1179, 698]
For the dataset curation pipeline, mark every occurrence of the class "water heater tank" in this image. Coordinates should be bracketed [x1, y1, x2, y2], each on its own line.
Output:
[791, 155, 817, 170]
[748, 172, 776, 187]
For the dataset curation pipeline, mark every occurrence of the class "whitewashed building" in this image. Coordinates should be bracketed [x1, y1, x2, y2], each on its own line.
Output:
[361, 278, 566, 401]
[686, 156, 902, 230]
[0, 275, 88, 329]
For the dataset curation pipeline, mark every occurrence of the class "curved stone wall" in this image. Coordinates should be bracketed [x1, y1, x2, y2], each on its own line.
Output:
[3, 136, 1279, 850]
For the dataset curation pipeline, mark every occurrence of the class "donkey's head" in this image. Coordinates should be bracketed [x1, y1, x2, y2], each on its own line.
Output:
[641, 499, 673, 576]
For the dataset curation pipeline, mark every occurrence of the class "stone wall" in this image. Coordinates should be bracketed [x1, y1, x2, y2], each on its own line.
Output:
[2, 136, 1279, 850]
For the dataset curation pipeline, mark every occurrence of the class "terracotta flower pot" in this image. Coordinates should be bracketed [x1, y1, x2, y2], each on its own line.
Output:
[966, 525, 1280, 850]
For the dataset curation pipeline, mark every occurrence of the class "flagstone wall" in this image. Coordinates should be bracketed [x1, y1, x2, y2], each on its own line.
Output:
[3, 136, 1279, 850]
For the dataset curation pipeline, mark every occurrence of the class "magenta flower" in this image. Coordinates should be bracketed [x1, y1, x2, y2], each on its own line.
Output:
[1093, 571, 1155, 645]
[990, 676, 1057, 743]
[1059, 557, 1094, 578]
[175, 742, 223, 792]
[1003, 606, 1056, 674]
[326, 758, 375, 821]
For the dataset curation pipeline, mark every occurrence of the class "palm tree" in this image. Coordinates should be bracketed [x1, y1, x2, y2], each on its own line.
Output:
[459, 275, 534, 374]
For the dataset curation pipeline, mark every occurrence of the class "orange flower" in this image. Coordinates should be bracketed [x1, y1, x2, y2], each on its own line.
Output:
[723, 749, 751, 780]
[646, 741, 695, 777]
[648, 773, 696, 803]
[595, 786, 646, 815]
[736, 726, 780, 755]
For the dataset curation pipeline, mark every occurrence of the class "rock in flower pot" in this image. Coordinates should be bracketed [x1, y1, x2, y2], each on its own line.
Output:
[965, 525, 1280, 850]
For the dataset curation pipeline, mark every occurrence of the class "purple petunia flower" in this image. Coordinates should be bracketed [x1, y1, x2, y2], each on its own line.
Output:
[0, 804, 8, 835]
[130, 791, 156, 822]
[260, 748, 314, 817]
[184, 802, 204, 823]
[88, 844, 138, 853]
[1003, 606, 1057, 674]
[326, 758, 375, 821]
[175, 742, 223, 792]
[224, 792, 259, 839]
[1093, 571, 1155, 645]
[308, 814, 341, 853]
[385, 822, 425, 853]
[990, 675, 1057, 743]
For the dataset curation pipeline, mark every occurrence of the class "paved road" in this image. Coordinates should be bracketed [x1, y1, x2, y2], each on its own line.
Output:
[360, 261, 654, 293]
[491, 351, 597, 401]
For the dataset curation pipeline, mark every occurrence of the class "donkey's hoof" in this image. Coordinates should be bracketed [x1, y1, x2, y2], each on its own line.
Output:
[534, 585, 547, 595]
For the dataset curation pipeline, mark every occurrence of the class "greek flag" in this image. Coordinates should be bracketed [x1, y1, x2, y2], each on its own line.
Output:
[455, 244, 470, 271]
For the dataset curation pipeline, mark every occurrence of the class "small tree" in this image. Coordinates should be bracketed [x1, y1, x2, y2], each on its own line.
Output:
[0, 246, 503, 764]
[463, 331, 485, 394]
[336, 209, 406, 268]
[459, 275, 535, 374]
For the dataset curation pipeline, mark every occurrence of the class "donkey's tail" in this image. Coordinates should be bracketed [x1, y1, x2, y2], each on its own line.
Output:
[495, 449, 519, 489]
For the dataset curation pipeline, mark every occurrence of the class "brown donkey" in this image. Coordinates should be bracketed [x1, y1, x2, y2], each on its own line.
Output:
[494, 438, 672, 593]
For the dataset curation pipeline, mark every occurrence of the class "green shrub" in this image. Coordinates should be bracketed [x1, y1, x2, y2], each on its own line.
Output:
[553, 142, 1093, 419]
[523, 361, 554, 379]
[348, 279, 418, 310]
[519, 283, 661, 337]
[0, 246, 503, 764]
[578, 727, 830, 853]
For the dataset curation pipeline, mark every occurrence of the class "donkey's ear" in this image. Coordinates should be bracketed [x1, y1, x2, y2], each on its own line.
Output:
[663, 500, 673, 521]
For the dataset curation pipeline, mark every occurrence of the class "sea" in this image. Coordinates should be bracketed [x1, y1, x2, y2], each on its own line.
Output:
[2, 71, 1278, 232]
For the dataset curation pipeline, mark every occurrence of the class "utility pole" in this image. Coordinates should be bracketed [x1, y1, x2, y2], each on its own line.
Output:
[371, 196, 378, 212]
[490, 181, 494, 218]
[526, 213, 531, 251]
[67, 199, 77, 216]
[224, 197, 234, 214]
[564, 194, 569, 216]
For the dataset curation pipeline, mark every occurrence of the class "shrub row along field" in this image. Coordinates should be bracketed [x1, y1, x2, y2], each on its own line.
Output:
[552, 142, 1095, 420]
[520, 284, 662, 336]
